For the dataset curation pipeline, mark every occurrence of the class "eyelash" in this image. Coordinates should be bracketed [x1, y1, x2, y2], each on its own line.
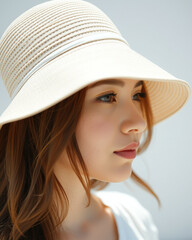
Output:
[96, 92, 146, 103]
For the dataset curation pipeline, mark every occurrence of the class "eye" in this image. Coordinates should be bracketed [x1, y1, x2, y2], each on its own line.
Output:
[96, 92, 117, 103]
[132, 92, 146, 102]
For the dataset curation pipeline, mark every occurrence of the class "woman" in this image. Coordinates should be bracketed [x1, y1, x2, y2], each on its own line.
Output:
[0, 0, 190, 239]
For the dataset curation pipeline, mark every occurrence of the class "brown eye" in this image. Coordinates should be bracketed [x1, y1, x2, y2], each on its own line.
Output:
[132, 92, 146, 102]
[96, 93, 117, 103]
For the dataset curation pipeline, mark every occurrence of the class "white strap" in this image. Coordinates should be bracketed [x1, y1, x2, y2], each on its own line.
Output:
[11, 32, 128, 98]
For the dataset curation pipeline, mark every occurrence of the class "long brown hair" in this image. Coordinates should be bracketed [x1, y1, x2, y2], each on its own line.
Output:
[0, 81, 159, 239]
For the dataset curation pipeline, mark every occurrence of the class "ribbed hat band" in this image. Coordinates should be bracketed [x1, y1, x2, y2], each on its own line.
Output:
[0, 0, 190, 128]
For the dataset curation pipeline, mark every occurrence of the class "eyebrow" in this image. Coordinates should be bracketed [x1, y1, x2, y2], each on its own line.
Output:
[88, 79, 143, 89]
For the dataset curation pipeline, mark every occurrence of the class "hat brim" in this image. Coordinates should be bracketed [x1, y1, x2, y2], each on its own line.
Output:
[0, 40, 190, 129]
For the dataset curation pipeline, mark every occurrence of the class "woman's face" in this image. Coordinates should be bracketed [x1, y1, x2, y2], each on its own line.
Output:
[75, 78, 147, 182]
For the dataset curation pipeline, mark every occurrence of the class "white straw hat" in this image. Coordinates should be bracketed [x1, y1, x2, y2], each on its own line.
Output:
[0, 0, 190, 129]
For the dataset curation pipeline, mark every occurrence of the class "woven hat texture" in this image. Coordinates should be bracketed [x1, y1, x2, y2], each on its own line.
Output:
[0, 0, 190, 129]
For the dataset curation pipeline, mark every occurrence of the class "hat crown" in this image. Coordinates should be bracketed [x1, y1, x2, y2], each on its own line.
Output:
[0, 0, 127, 98]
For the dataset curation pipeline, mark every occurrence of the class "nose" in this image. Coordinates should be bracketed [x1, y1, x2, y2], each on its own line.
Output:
[120, 102, 147, 134]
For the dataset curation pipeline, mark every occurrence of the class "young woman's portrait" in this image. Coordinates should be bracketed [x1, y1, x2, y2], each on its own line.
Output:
[0, 1, 191, 240]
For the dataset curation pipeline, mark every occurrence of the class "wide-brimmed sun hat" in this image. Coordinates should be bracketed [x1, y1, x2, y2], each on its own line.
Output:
[0, 0, 190, 130]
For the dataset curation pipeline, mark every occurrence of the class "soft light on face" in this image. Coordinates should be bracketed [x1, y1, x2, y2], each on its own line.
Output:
[75, 79, 147, 182]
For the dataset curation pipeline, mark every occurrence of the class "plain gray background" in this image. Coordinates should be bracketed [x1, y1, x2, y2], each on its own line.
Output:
[0, 1, 192, 239]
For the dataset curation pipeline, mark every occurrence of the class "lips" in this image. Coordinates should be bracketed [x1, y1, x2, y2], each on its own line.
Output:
[114, 150, 137, 159]
[113, 142, 139, 159]
[114, 142, 139, 152]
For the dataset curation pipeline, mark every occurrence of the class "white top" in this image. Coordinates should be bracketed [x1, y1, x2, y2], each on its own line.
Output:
[93, 190, 159, 240]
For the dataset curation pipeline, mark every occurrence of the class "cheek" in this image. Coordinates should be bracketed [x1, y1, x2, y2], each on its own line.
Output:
[75, 106, 116, 164]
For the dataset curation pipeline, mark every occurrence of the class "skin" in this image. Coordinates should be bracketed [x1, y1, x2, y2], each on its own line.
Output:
[53, 78, 147, 239]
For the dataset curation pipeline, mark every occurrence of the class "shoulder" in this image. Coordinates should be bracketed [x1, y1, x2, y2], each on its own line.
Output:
[93, 190, 159, 240]
[94, 190, 152, 217]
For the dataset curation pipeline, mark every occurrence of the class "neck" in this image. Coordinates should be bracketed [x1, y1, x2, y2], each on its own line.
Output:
[53, 154, 103, 236]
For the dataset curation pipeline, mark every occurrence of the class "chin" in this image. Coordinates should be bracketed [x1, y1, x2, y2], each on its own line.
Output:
[110, 171, 132, 183]
[93, 169, 133, 183]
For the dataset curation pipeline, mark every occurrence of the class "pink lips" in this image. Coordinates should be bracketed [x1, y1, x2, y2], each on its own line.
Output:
[114, 142, 139, 159]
